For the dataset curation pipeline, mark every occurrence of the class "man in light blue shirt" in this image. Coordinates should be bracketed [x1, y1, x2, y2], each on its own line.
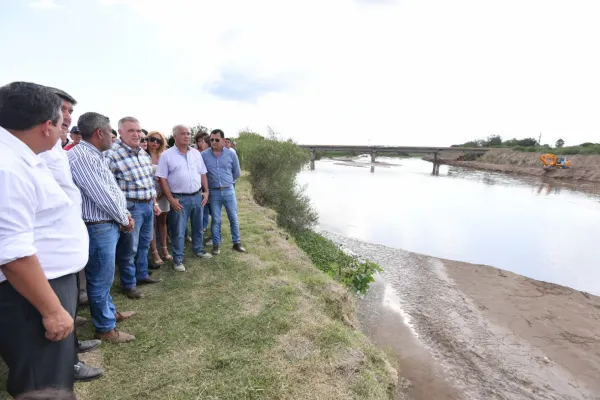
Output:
[157, 124, 211, 272]
[201, 129, 245, 255]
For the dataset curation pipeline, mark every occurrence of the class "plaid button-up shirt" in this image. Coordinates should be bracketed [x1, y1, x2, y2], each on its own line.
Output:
[105, 140, 156, 200]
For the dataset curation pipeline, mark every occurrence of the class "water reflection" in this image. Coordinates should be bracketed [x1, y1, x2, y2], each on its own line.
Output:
[298, 158, 600, 295]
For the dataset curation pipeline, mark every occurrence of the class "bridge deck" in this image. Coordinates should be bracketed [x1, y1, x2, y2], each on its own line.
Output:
[299, 145, 489, 154]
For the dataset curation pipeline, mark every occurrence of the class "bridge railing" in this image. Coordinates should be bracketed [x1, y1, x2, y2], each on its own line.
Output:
[299, 145, 490, 174]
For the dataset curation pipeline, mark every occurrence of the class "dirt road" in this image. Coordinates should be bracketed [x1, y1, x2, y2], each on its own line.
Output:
[322, 231, 600, 400]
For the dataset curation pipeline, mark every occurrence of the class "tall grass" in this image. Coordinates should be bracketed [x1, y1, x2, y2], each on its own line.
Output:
[235, 131, 381, 293]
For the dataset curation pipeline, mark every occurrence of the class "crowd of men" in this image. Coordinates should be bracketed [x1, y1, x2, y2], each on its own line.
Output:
[0, 81, 245, 398]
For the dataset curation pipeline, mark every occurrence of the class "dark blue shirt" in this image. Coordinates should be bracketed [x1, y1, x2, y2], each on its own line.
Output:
[201, 147, 241, 189]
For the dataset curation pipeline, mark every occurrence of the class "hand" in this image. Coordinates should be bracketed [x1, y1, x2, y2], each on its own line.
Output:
[42, 307, 74, 342]
[153, 203, 162, 216]
[169, 198, 183, 212]
[121, 216, 134, 232]
[201, 192, 209, 206]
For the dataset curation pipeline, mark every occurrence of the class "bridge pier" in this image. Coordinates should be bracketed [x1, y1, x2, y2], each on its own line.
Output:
[310, 148, 316, 170]
[432, 152, 440, 176]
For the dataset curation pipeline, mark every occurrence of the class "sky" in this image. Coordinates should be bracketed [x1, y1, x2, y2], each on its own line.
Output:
[1, 0, 599, 146]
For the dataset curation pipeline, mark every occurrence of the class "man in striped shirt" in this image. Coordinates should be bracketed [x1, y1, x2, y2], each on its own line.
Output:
[105, 117, 162, 299]
[68, 112, 136, 343]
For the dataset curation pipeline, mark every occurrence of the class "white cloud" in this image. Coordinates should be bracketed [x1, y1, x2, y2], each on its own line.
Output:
[14, 0, 600, 146]
[29, 0, 60, 9]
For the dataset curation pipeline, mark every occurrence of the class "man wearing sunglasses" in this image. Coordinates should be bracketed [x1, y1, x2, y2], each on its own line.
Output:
[201, 129, 245, 255]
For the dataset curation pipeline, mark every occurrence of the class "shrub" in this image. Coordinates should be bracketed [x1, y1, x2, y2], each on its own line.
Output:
[236, 131, 381, 293]
[295, 230, 382, 295]
[236, 131, 317, 233]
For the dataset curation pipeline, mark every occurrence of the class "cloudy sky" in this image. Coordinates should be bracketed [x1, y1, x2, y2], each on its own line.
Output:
[1, 0, 599, 146]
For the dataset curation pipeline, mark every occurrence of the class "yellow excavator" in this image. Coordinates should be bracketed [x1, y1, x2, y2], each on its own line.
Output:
[540, 154, 572, 169]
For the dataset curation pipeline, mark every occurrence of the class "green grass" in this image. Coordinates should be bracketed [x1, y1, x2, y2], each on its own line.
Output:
[0, 177, 396, 400]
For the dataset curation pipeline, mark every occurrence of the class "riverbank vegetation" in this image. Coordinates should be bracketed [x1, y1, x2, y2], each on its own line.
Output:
[235, 131, 381, 294]
[453, 135, 600, 155]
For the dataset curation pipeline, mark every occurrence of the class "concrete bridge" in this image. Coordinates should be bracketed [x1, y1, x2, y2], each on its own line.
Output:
[299, 145, 489, 175]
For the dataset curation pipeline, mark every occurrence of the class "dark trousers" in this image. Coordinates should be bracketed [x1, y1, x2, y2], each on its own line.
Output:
[0, 273, 77, 398]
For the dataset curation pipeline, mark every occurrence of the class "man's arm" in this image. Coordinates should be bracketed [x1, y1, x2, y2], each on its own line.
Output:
[0, 170, 73, 341]
[232, 152, 241, 181]
[1, 257, 73, 341]
[200, 174, 209, 206]
[156, 154, 183, 212]
[70, 156, 129, 226]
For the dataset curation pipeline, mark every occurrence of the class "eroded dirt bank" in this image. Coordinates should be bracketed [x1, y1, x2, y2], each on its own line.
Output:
[426, 149, 600, 183]
[321, 231, 600, 400]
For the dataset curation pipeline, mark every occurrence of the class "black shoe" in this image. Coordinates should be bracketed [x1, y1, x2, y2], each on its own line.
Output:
[123, 287, 143, 299]
[233, 243, 246, 253]
[78, 339, 101, 354]
[138, 277, 162, 285]
[212, 245, 221, 255]
[74, 361, 103, 382]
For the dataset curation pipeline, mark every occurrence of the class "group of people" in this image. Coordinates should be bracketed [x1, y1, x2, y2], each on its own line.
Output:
[0, 81, 245, 398]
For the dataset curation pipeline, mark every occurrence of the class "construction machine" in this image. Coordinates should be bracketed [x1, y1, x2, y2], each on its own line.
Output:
[540, 154, 572, 169]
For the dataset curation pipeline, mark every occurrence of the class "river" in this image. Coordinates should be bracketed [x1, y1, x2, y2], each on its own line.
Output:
[297, 156, 600, 297]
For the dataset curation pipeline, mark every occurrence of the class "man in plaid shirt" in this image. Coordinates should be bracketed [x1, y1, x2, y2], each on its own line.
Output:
[105, 117, 162, 299]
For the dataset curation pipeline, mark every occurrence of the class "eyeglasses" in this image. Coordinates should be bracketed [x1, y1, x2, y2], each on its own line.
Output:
[140, 138, 148, 143]
[210, 138, 220, 142]
[149, 137, 163, 145]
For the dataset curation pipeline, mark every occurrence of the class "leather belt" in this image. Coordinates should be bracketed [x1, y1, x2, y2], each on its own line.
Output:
[126, 198, 152, 203]
[85, 220, 113, 226]
[210, 186, 231, 191]
[171, 190, 200, 197]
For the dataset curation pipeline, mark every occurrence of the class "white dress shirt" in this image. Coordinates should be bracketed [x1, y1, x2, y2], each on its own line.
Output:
[156, 146, 208, 194]
[0, 128, 88, 282]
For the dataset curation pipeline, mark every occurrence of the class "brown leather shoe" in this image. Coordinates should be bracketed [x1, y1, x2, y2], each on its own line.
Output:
[94, 329, 135, 343]
[232, 243, 246, 253]
[115, 310, 136, 323]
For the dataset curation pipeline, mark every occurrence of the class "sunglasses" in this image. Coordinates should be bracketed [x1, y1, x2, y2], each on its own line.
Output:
[210, 138, 220, 142]
[140, 138, 148, 143]
[149, 137, 163, 145]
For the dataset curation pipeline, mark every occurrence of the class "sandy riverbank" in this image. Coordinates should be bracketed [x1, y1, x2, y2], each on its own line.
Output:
[321, 231, 600, 400]
[426, 149, 600, 183]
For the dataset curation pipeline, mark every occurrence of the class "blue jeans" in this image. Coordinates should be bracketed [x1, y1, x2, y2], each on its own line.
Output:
[117, 201, 153, 289]
[168, 193, 205, 265]
[86, 223, 119, 333]
[209, 187, 241, 246]
[202, 202, 211, 230]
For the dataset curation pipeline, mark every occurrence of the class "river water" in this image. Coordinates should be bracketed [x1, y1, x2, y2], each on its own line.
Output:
[297, 157, 600, 296]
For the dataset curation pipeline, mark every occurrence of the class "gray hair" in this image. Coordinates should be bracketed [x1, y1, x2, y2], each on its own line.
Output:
[0, 82, 61, 131]
[118, 116, 140, 129]
[78, 112, 110, 140]
[172, 124, 189, 135]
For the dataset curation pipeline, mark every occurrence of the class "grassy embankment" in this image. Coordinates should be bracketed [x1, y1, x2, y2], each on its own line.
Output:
[0, 176, 395, 400]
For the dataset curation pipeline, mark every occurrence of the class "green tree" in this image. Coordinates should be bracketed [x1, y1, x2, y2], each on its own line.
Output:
[487, 135, 502, 147]
[191, 123, 209, 135]
[555, 138, 565, 148]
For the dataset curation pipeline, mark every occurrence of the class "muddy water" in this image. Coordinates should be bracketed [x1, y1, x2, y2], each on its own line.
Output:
[297, 157, 600, 295]
[297, 158, 600, 399]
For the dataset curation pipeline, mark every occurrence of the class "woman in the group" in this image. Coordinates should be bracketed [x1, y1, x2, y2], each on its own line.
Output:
[194, 133, 212, 234]
[140, 129, 148, 151]
[147, 130, 171, 266]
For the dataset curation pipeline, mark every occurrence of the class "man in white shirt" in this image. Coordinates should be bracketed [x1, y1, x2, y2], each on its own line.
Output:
[0, 82, 84, 397]
[41, 87, 104, 382]
[157, 124, 211, 272]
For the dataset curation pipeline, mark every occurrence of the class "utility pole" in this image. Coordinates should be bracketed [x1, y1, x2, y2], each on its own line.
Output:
[538, 132, 542, 146]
